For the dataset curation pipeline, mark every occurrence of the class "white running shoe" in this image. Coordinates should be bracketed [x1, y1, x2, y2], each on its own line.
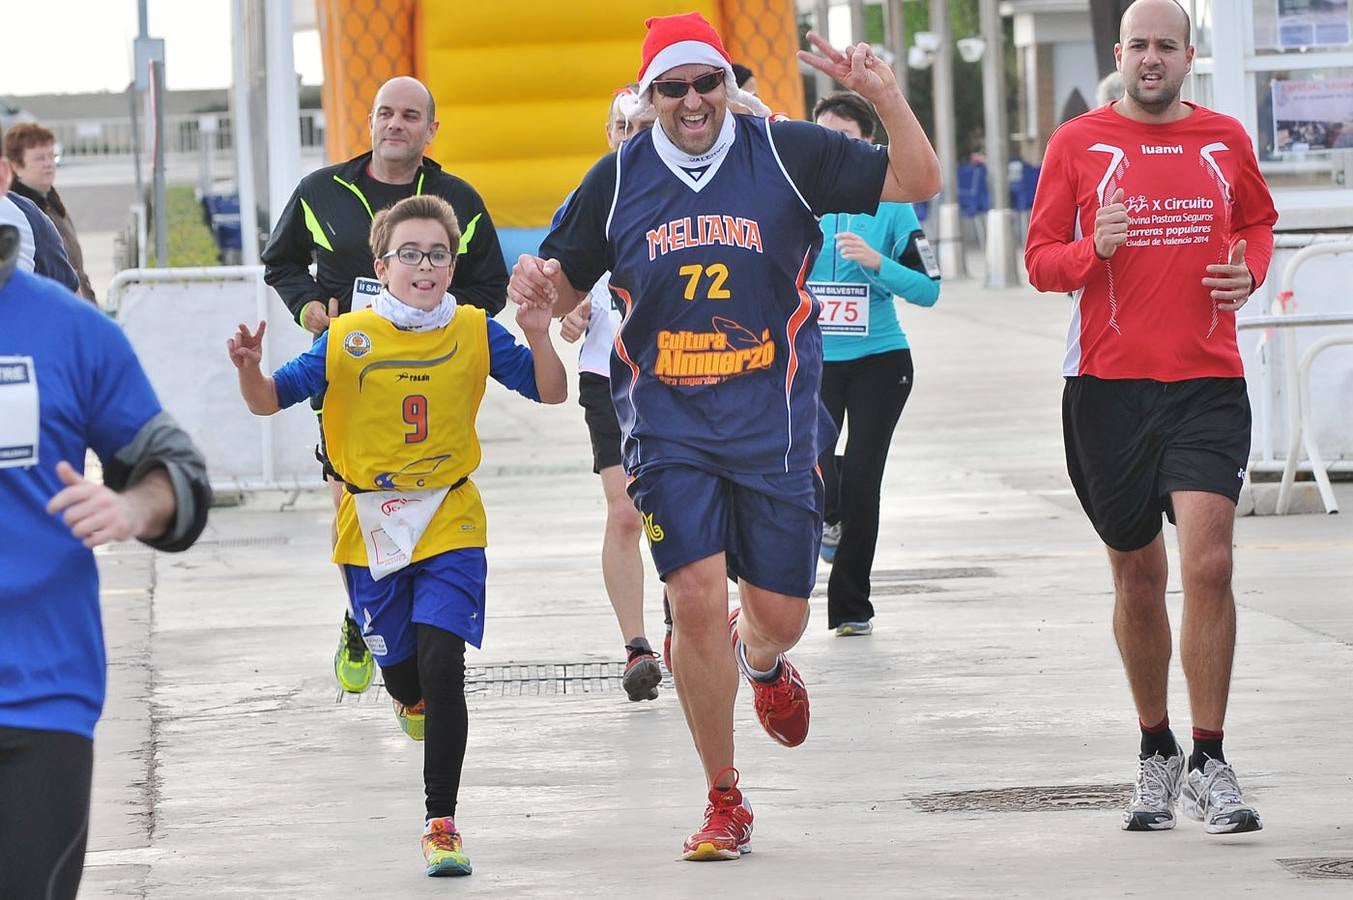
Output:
[1122, 751, 1186, 831]
[1180, 759, 1263, 834]
[820, 522, 842, 564]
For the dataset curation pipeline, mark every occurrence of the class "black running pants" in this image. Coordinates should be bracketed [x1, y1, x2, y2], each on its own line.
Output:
[818, 349, 914, 627]
[380, 624, 469, 820]
[0, 726, 94, 900]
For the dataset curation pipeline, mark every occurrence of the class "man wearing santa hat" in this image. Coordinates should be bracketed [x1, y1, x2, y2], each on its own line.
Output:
[510, 12, 939, 861]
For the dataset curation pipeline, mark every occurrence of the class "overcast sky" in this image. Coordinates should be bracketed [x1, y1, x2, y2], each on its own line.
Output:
[6, 1, 323, 96]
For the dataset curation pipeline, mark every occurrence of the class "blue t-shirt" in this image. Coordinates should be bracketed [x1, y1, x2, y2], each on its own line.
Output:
[272, 314, 542, 408]
[0, 270, 163, 739]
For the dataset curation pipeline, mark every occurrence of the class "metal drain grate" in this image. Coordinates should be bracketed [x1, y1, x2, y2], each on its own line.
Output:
[194, 536, 293, 549]
[1277, 858, 1353, 880]
[465, 662, 645, 696]
[911, 783, 1132, 813]
[872, 567, 997, 581]
[818, 582, 943, 598]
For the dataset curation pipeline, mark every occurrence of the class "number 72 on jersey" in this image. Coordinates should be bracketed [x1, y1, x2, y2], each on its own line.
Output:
[807, 281, 870, 336]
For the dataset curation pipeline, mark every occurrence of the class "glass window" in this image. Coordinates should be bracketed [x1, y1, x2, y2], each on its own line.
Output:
[1189, 0, 1214, 56]
[1186, 71, 1214, 108]
[1254, 0, 1353, 54]
[1255, 67, 1353, 188]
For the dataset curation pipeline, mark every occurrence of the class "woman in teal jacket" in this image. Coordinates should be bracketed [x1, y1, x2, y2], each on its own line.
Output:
[810, 92, 942, 636]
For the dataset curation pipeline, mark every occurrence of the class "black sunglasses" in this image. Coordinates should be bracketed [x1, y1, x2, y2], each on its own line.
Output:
[652, 70, 725, 99]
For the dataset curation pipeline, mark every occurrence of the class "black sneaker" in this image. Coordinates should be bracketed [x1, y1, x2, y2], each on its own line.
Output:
[622, 638, 661, 702]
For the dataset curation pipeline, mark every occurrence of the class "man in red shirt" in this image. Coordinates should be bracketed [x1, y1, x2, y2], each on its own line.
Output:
[1025, 0, 1276, 835]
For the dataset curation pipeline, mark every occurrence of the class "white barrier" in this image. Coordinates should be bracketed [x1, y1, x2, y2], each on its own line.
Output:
[1239, 235, 1353, 507]
[107, 267, 324, 492]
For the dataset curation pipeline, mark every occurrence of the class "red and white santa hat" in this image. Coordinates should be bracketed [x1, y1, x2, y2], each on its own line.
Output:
[631, 12, 770, 117]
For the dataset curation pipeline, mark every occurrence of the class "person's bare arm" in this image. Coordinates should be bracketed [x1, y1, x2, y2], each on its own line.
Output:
[226, 321, 281, 415]
[799, 32, 941, 202]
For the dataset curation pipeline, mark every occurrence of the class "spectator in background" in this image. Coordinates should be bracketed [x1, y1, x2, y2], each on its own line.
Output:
[0, 150, 79, 292]
[5, 123, 96, 301]
[732, 62, 758, 95]
[1097, 70, 1126, 105]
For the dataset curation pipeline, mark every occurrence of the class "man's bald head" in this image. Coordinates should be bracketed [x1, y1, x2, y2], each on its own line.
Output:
[1120, 0, 1191, 47]
[372, 76, 435, 121]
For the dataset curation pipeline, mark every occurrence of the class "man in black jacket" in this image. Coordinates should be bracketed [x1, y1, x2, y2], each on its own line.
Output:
[261, 76, 508, 695]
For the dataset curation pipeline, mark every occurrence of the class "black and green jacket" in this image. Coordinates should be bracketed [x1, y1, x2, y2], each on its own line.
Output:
[261, 151, 507, 321]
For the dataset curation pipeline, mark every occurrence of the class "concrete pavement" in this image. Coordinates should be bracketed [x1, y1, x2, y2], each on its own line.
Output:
[80, 279, 1353, 898]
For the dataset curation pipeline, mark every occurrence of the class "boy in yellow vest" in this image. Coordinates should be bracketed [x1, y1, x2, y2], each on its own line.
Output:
[227, 195, 566, 877]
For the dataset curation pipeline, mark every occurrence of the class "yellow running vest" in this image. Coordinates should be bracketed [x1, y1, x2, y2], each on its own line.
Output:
[323, 305, 490, 566]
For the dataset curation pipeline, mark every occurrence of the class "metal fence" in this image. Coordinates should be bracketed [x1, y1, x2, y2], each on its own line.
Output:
[41, 109, 325, 157]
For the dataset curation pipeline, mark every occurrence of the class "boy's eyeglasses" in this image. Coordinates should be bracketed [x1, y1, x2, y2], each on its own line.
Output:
[384, 247, 455, 268]
[652, 71, 725, 99]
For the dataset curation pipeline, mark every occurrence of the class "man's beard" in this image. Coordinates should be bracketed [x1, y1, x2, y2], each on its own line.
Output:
[1128, 74, 1181, 113]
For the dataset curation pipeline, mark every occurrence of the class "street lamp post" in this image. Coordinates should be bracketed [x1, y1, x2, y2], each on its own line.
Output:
[929, 0, 965, 278]
[980, 0, 1017, 287]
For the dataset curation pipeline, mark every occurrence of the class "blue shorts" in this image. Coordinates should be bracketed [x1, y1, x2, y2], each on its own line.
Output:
[627, 464, 823, 598]
[342, 548, 487, 663]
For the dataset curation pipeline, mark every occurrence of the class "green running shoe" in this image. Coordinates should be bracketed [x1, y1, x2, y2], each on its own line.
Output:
[334, 613, 374, 694]
[393, 697, 425, 741]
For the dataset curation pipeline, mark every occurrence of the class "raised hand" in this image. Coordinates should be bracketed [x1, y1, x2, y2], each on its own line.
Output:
[226, 320, 267, 370]
[1094, 188, 1130, 259]
[797, 31, 899, 103]
[1203, 239, 1253, 311]
[559, 297, 591, 343]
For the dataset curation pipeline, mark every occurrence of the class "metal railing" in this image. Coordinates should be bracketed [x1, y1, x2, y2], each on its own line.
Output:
[1241, 238, 1353, 515]
[41, 109, 325, 158]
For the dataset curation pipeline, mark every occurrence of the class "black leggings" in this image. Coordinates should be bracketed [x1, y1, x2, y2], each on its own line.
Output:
[818, 349, 914, 627]
[0, 726, 94, 900]
[381, 624, 468, 820]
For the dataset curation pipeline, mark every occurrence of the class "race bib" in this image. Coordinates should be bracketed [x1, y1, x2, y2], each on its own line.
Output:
[352, 485, 451, 580]
[351, 277, 382, 312]
[0, 356, 39, 469]
[809, 282, 870, 336]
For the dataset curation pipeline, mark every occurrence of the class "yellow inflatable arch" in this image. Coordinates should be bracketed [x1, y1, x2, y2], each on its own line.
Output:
[318, 0, 805, 230]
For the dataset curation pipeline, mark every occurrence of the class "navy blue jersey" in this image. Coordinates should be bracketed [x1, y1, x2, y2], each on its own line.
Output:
[543, 115, 888, 476]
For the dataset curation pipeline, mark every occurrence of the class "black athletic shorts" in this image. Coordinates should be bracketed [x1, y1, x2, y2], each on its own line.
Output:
[1063, 375, 1251, 552]
[578, 372, 623, 473]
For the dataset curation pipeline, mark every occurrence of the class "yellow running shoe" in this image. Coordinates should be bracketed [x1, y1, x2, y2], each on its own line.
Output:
[422, 817, 472, 876]
[393, 697, 425, 741]
[334, 613, 374, 693]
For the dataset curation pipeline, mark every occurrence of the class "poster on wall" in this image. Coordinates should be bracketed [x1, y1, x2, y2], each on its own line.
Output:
[1278, 0, 1352, 48]
[1271, 77, 1353, 153]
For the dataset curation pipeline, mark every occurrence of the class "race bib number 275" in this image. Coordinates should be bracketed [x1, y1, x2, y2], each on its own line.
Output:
[809, 281, 870, 336]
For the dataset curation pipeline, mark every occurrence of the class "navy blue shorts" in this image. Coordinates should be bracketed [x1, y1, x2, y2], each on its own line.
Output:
[627, 464, 823, 598]
[342, 548, 488, 662]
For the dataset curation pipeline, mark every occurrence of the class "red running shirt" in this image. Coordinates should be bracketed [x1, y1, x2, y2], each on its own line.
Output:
[1025, 102, 1278, 380]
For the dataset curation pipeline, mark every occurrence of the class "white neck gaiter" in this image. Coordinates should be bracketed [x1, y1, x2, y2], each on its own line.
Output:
[372, 288, 456, 331]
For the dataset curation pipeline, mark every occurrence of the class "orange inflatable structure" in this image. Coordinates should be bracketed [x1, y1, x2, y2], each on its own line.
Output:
[317, 0, 805, 229]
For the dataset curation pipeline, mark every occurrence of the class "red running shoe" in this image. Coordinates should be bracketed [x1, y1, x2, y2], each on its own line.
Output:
[728, 608, 810, 748]
[682, 767, 753, 861]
